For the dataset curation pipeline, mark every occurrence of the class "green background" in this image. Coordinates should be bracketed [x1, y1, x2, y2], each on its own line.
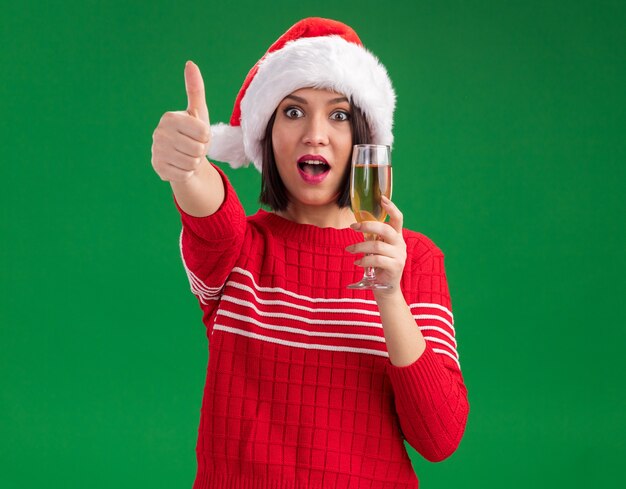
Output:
[1, 0, 624, 487]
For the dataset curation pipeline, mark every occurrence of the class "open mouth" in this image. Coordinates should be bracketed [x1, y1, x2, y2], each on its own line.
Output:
[297, 160, 331, 176]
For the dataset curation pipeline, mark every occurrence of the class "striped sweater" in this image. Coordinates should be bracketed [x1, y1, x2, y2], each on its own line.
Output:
[174, 163, 469, 489]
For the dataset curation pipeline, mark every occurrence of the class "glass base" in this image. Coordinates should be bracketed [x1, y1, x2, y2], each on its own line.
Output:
[347, 278, 393, 290]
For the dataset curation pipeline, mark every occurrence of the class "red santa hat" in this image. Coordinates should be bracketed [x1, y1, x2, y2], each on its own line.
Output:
[207, 17, 396, 173]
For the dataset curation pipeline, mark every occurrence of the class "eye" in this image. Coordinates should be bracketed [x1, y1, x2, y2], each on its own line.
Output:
[284, 106, 304, 119]
[331, 110, 351, 122]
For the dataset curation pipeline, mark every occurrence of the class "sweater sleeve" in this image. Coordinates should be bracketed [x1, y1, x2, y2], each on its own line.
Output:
[173, 163, 246, 323]
[385, 242, 470, 462]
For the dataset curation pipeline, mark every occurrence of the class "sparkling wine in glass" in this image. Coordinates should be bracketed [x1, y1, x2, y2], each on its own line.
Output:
[347, 144, 393, 290]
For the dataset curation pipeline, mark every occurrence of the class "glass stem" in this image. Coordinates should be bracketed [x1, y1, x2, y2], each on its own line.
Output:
[364, 254, 376, 280]
[363, 233, 379, 281]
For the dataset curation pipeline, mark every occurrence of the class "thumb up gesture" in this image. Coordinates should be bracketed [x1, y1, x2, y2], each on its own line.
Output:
[151, 61, 212, 182]
[184, 61, 211, 125]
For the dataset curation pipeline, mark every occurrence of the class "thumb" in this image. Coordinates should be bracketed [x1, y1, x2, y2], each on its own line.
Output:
[184, 60, 210, 126]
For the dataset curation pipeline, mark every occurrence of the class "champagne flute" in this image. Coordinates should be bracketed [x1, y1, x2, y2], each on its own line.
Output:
[347, 144, 393, 290]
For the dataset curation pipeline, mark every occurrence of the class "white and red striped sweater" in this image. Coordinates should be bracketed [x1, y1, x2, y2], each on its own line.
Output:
[174, 163, 469, 489]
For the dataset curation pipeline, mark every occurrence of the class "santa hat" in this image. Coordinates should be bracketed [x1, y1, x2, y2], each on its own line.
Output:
[207, 17, 396, 173]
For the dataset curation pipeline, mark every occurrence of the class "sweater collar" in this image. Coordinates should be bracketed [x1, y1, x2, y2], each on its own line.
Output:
[250, 208, 362, 247]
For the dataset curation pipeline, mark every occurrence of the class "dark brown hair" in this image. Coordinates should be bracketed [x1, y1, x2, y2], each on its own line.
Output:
[258, 98, 372, 212]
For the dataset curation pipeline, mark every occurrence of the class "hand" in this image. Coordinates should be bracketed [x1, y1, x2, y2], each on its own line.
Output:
[151, 61, 212, 182]
[345, 196, 407, 298]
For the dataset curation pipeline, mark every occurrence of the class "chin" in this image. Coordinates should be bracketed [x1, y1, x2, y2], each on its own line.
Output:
[290, 193, 337, 208]
[285, 180, 344, 207]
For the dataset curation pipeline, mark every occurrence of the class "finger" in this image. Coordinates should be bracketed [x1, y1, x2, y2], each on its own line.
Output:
[354, 254, 396, 270]
[163, 111, 210, 143]
[157, 163, 195, 182]
[172, 131, 208, 157]
[345, 239, 396, 256]
[184, 61, 211, 126]
[161, 147, 203, 171]
[381, 195, 403, 234]
[351, 220, 401, 244]
[170, 112, 211, 150]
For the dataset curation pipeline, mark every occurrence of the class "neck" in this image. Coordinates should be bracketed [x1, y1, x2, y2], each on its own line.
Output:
[274, 202, 357, 229]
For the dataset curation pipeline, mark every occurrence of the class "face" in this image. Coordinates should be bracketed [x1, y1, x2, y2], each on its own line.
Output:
[272, 87, 353, 208]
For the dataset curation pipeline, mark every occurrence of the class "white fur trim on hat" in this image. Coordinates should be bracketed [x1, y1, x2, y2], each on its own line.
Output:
[206, 123, 249, 168]
[210, 35, 396, 173]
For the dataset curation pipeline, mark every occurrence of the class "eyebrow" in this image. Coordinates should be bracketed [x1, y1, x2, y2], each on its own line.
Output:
[284, 94, 349, 105]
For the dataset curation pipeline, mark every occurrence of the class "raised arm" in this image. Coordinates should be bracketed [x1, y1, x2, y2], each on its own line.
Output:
[151, 62, 246, 324]
[152, 61, 224, 217]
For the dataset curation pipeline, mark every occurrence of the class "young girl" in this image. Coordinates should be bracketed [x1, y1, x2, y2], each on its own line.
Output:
[151, 17, 469, 489]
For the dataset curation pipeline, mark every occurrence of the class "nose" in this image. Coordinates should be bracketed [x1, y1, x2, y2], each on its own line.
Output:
[302, 113, 330, 146]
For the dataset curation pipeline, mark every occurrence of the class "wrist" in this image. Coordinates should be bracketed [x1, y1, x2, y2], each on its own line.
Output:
[373, 287, 406, 306]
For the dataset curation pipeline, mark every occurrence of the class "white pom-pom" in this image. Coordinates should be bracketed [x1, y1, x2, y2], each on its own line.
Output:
[207, 123, 250, 169]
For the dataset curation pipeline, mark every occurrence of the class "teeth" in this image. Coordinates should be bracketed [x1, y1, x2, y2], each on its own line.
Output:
[301, 160, 328, 165]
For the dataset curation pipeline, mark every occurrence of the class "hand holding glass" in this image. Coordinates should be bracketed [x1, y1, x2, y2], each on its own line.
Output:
[347, 144, 393, 290]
